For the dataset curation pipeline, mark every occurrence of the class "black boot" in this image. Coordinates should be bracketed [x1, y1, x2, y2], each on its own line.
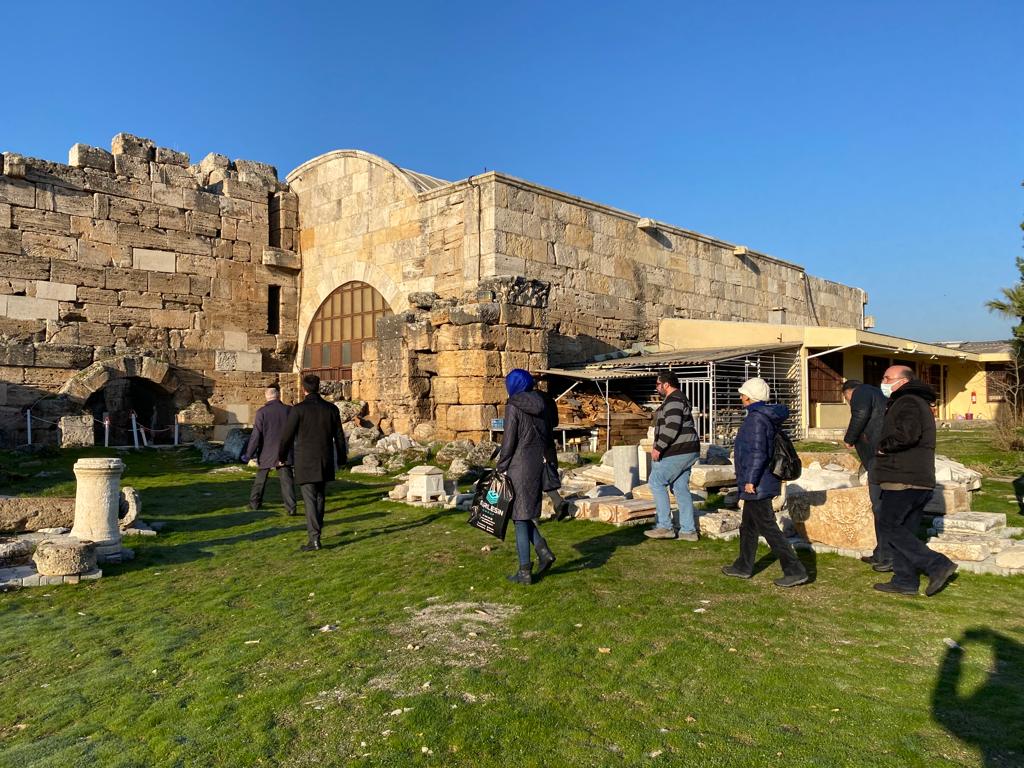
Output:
[507, 563, 533, 585]
[535, 544, 556, 577]
[300, 538, 321, 552]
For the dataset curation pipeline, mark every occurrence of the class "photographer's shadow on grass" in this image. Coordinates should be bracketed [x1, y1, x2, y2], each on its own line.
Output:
[931, 626, 1024, 767]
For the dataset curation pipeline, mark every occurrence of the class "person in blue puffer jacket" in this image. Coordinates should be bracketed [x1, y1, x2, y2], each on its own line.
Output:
[721, 377, 809, 588]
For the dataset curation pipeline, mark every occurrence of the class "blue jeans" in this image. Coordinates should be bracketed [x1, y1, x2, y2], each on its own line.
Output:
[514, 520, 548, 566]
[649, 452, 699, 534]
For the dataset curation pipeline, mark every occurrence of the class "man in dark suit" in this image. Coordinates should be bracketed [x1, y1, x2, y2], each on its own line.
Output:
[842, 379, 890, 570]
[278, 374, 347, 551]
[241, 385, 296, 515]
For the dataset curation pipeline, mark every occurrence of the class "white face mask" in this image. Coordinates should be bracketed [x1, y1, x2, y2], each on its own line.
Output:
[880, 382, 894, 398]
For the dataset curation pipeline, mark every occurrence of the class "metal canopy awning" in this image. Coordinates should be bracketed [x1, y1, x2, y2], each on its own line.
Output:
[539, 344, 802, 450]
[540, 343, 800, 381]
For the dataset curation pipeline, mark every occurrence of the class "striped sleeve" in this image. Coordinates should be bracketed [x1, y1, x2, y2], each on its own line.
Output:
[654, 395, 691, 452]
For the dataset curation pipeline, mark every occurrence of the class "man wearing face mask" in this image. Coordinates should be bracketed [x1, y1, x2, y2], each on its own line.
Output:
[873, 365, 957, 597]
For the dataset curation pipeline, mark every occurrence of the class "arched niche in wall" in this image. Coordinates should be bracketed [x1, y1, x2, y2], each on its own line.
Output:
[301, 281, 393, 381]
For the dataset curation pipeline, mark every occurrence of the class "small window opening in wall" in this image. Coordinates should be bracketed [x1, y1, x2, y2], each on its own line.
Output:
[267, 285, 281, 334]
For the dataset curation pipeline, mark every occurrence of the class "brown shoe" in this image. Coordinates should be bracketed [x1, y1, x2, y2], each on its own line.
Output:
[644, 527, 676, 540]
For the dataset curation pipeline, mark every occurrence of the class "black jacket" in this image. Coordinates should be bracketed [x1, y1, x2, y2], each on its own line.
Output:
[242, 399, 294, 469]
[496, 390, 548, 521]
[873, 379, 936, 487]
[278, 393, 347, 485]
[843, 384, 886, 472]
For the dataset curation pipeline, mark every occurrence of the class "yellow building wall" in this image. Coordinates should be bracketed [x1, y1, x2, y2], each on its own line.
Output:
[946, 363, 1001, 421]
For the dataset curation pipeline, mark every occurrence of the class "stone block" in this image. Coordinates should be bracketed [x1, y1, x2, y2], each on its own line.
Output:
[431, 377, 460, 404]
[51, 261, 105, 288]
[34, 280, 77, 302]
[111, 132, 155, 159]
[147, 272, 190, 295]
[215, 350, 262, 372]
[444, 404, 497, 432]
[924, 483, 971, 515]
[210, 179, 267, 203]
[151, 309, 192, 329]
[114, 154, 151, 180]
[698, 510, 743, 535]
[932, 512, 1006, 534]
[4, 295, 59, 321]
[60, 415, 95, 448]
[262, 247, 301, 270]
[14, 207, 71, 234]
[436, 349, 503, 378]
[155, 147, 190, 167]
[33, 538, 98, 576]
[436, 323, 503, 352]
[689, 463, 736, 488]
[787, 486, 876, 550]
[3, 154, 27, 178]
[994, 547, 1024, 569]
[68, 144, 114, 172]
[927, 537, 991, 562]
[0, 497, 75, 532]
[34, 344, 93, 367]
[456, 377, 506, 405]
[222, 330, 249, 351]
[0, 228, 21, 255]
[449, 303, 500, 325]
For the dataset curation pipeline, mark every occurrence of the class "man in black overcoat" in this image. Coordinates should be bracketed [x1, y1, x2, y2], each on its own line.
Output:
[241, 385, 296, 515]
[842, 379, 889, 569]
[278, 374, 347, 551]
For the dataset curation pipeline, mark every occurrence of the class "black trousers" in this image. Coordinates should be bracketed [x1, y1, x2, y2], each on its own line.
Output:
[732, 497, 807, 578]
[249, 466, 296, 514]
[867, 481, 892, 564]
[879, 488, 952, 588]
[299, 481, 327, 541]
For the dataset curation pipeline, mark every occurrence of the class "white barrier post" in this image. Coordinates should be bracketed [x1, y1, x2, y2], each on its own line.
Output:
[26, 410, 32, 446]
[103, 415, 110, 448]
[173, 414, 180, 446]
[130, 412, 140, 449]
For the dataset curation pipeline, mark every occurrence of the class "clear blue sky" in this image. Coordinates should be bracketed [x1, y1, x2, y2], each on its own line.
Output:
[5, 1, 1021, 341]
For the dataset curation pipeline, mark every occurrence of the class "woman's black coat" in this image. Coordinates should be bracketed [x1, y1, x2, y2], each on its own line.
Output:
[496, 390, 549, 521]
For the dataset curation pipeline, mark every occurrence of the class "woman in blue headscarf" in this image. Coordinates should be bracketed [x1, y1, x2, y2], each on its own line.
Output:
[496, 368, 556, 584]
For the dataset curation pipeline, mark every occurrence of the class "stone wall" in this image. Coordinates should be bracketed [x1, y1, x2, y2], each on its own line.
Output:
[483, 175, 866, 364]
[0, 134, 300, 446]
[352, 277, 550, 440]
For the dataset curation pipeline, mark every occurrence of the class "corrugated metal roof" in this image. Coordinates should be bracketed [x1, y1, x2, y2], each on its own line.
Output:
[399, 168, 450, 193]
[934, 340, 1013, 354]
[541, 344, 800, 380]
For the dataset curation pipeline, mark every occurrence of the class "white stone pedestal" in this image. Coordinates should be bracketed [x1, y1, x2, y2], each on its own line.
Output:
[407, 465, 445, 502]
[70, 457, 125, 562]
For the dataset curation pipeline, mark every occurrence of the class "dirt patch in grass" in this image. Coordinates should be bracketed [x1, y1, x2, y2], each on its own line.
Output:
[394, 600, 521, 669]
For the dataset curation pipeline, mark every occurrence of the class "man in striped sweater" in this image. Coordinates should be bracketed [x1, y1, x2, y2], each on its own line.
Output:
[644, 372, 702, 541]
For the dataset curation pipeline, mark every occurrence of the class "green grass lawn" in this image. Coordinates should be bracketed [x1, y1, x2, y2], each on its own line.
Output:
[1, 433, 1023, 767]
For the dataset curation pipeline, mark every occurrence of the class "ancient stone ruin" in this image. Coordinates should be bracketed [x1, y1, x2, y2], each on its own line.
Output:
[1, 134, 866, 448]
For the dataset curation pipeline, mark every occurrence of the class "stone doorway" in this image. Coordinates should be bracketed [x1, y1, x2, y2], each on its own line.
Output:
[84, 377, 177, 446]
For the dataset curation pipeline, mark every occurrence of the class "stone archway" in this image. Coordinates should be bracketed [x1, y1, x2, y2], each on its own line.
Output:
[59, 355, 180, 405]
[59, 356, 185, 445]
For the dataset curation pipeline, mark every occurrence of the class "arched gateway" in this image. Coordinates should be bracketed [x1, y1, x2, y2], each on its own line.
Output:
[301, 281, 393, 381]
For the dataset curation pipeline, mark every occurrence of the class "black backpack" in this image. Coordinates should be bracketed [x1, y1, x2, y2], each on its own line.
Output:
[770, 428, 802, 481]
